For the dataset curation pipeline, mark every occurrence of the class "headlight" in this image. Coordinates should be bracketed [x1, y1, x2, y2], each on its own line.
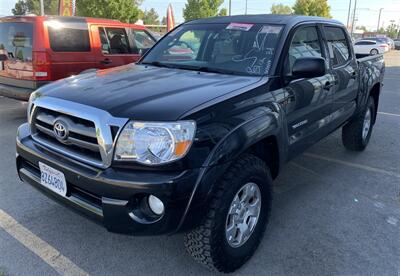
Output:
[114, 121, 196, 165]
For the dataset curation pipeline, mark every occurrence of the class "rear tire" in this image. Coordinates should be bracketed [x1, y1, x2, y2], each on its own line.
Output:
[184, 154, 272, 273]
[370, 49, 379, 55]
[342, 96, 376, 151]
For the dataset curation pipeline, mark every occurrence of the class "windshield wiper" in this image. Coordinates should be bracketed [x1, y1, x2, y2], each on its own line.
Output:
[141, 61, 175, 68]
[174, 65, 240, 75]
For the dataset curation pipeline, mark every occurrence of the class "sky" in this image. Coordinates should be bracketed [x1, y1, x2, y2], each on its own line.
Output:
[1, 0, 400, 31]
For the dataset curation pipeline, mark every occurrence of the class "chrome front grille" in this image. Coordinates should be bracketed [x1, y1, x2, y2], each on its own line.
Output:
[34, 108, 100, 153]
[29, 96, 129, 169]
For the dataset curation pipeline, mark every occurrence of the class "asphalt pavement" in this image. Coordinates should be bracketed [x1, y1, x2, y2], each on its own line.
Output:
[0, 51, 399, 276]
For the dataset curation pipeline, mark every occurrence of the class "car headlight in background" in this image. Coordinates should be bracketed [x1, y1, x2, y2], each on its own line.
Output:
[114, 121, 196, 165]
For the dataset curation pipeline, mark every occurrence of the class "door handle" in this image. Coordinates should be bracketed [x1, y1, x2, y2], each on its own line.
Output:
[100, 58, 112, 65]
[324, 81, 335, 89]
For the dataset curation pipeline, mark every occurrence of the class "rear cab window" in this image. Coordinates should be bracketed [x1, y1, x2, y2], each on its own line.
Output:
[47, 20, 90, 52]
[323, 26, 351, 67]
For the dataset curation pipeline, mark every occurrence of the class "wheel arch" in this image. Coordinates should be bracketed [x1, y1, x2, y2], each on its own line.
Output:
[369, 82, 381, 123]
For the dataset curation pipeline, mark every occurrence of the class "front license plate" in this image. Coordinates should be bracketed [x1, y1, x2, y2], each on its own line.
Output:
[39, 162, 67, 197]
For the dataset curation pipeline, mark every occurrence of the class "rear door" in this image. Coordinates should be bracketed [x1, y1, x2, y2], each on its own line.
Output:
[322, 25, 358, 127]
[46, 18, 97, 79]
[94, 25, 138, 69]
[282, 24, 335, 154]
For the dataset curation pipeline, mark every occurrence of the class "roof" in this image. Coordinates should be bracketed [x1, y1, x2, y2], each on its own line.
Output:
[0, 15, 146, 28]
[188, 14, 343, 26]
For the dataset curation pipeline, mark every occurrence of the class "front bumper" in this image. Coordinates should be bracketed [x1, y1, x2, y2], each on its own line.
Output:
[16, 123, 200, 235]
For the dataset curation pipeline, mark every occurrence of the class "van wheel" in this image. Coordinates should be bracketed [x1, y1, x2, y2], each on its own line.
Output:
[184, 154, 272, 273]
[370, 49, 379, 55]
[342, 96, 375, 151]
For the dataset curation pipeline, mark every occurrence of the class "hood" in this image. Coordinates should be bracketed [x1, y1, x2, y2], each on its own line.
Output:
[39, 64, 263, 121]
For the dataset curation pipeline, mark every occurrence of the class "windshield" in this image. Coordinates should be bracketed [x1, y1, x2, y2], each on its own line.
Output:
[142, 23, 283, 76]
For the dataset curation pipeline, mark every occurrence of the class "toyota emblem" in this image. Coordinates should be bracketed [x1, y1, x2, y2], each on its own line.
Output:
[53, 120, 68, 141]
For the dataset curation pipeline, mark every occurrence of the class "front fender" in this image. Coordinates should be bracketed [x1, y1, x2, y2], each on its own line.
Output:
[175, 103, 287, 232]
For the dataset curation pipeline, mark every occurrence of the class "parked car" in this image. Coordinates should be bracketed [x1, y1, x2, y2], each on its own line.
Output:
[354, 40, 388, 55]
[16, 15, 385, 272]
[360, 37, 394, 50]
[0, 16, 156, 100]
[394, 38, 400, 50]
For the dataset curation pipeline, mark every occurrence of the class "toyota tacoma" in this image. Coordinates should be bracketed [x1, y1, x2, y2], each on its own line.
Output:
[16, 15, 385, 272]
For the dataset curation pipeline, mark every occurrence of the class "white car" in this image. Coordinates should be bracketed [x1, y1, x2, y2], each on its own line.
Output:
[354, 40, 389, 55]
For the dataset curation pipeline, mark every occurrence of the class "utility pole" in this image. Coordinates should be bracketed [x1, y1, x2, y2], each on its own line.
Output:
[229, 0, 232, 16]
[39, 0, 44, 15]
[245, 0, 248, 15]
[346, 0, 352, 30]
[377, 8, 383, 32]
[350, 0, 357, 36]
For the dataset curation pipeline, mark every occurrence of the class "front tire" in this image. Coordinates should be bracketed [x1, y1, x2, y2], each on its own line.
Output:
[342, 96, 376, 151]
[184, 154, 272, 273]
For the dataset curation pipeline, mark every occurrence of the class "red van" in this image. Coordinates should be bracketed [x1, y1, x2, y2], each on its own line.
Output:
[0, 16, 156, 100]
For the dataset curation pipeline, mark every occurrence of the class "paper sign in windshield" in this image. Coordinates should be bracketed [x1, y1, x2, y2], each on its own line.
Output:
[260, 25, 282, 34]
[226, 23, 254, 31]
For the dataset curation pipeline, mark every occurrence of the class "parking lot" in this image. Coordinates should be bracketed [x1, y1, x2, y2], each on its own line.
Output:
[0, 51, 399, 275]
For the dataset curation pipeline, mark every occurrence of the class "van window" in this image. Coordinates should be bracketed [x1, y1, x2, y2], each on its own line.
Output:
[105, 28, 130, 54]
[131, 30, 155, 54]
[324, 26, 350, 67]
[0, 22, 33, 61]
[48, 21, 90, 52]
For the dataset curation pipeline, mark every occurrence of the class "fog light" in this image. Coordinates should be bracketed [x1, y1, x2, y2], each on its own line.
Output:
[148, 195, 164, 215]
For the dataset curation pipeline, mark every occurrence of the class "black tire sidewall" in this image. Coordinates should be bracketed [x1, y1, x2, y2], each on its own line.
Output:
[361, 97, 375, 146]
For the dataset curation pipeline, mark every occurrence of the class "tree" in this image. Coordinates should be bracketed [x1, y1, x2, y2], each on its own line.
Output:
[12, 0, 58, 15]
[142, 8, 160, 25]
[271, 4, 292, 15]
[76, 0, 142, 23]
[356, 26, 368, 32]
[161, 16, 167, 25]
[386, 22, 398, 38]
[293, 0, 331, 18]
[183, 0, 225, 21]
[219, 7, 228, 16]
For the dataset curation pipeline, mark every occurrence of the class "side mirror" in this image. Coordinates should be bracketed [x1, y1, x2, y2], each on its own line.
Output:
[0, 54, 8, 61]
[292, 57, 326, 79]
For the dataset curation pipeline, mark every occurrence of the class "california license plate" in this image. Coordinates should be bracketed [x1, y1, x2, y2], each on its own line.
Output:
[39, 162, 67, 197]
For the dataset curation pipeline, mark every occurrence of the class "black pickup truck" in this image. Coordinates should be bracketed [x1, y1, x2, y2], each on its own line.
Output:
[16, 15, 385, 272]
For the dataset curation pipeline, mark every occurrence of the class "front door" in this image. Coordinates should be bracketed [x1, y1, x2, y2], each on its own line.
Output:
[282, 25, 335, 156]
[95, 26, 139, 69]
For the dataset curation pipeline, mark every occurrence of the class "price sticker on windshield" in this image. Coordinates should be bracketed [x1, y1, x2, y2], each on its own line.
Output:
[226, 23, 254, 31]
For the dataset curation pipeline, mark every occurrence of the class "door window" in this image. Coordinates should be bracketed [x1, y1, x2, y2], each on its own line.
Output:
[285, 26, 322, 75]
[99, 27, 130, 54]
[324, 26, 351, 67]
